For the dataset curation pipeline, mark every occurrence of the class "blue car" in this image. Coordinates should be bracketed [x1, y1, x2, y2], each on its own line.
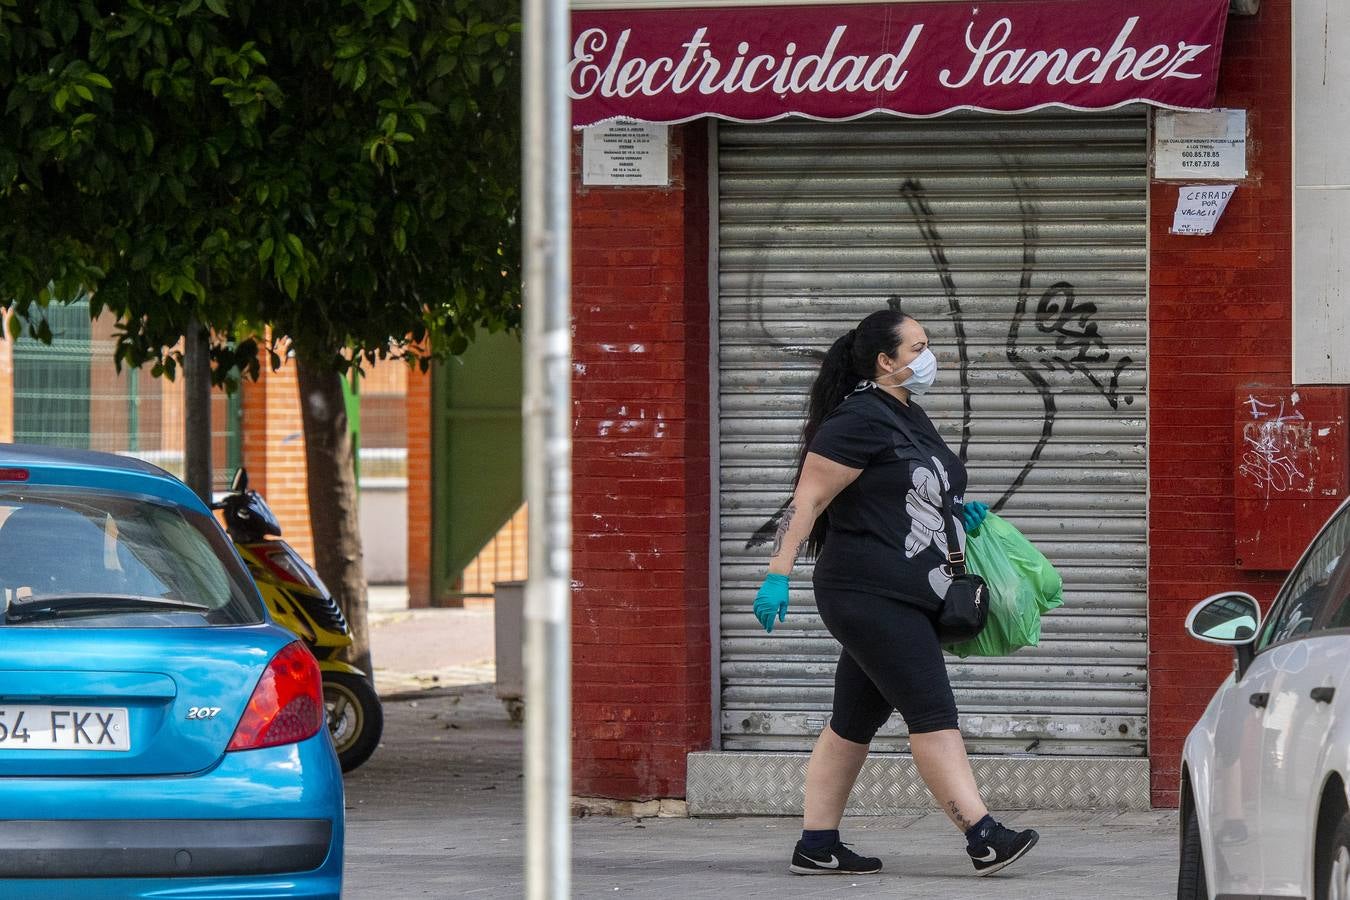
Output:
[0, 445, 344, 898]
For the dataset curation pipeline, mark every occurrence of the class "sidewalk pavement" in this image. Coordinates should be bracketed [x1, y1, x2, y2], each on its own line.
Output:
[342, 681, 1181, 898]
[366, 592, 496, 695]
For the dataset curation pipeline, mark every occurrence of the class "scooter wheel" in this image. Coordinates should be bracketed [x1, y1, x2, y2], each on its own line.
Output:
[323, 671, 384, 772]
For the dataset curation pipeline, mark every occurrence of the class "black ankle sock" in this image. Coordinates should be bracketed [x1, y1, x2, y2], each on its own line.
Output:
[801, 828, 840, 850]
[965, 814, 996, 847]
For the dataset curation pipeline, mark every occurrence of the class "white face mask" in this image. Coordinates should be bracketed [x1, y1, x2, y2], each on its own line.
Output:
[876, 347, 938, 394]
[903, 348, 938, 394]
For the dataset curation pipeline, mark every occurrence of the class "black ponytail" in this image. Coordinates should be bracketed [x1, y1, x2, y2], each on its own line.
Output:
[793, 308, 909, 558]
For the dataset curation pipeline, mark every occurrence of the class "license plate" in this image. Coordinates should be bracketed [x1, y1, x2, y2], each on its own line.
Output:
[0, 706, 130, 751]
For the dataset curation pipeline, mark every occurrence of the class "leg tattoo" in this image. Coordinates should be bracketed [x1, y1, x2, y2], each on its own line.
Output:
[947, 801, 973, 833]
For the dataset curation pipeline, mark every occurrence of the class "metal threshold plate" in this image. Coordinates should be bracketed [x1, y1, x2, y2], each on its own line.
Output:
[686, 752, 1150, 815]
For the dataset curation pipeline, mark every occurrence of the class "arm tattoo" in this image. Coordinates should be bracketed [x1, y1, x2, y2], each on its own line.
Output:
[947, 801, 973, 833]
[771, 503, 797, 559]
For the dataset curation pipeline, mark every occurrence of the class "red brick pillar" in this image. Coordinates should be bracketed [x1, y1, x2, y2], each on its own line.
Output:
[406, 365, 433, 608]
[571, 124, 712, 800]
[1146, 2, 1292, 808]
[239, 350, 315, 562]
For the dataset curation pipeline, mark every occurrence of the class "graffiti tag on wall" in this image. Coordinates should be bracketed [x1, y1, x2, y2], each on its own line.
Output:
[1239, 394, 1317, 498]
[1035, 284, 1135, 411]
[741, 158, 1140, 548]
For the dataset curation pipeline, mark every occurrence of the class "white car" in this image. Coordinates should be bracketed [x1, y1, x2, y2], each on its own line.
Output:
[1179, 501, 1350, 900]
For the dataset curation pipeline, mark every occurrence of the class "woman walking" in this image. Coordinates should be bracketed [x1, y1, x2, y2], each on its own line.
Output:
[753, 308, 1039, 877]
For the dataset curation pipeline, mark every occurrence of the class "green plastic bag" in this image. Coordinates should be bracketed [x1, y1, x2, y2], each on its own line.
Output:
[943, 513, 1064, 658]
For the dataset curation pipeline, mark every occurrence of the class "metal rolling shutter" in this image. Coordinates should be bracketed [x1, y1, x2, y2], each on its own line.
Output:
[716, 111, 1149, 756]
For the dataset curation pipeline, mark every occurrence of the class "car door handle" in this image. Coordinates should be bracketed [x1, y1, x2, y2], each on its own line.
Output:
[1311, 687, 1336, 704]
[1249, 692, 1269, 708]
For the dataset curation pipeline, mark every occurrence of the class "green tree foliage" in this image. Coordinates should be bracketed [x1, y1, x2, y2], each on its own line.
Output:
[0, 0, 522, 375]
[0, 0, 522, 671]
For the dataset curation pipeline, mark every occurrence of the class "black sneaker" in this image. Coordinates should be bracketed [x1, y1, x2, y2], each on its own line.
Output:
[789, 840, 882, 875]
[966, 822, 1039, 876]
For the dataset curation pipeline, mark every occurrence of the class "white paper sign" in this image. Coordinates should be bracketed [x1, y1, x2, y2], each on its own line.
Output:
[1171, 184, 1237, 235]
[1155, 109, 1248, 180]
[582, 123, 670, 186]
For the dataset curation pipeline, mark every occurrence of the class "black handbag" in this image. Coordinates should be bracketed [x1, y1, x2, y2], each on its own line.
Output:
[931, 479, 989, 644]
[865, 390, 989, 644]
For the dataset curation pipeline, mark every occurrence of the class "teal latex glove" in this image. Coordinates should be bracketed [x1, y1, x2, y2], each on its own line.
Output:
[754, 574, 790, 633]
[959, 500, 990, 535]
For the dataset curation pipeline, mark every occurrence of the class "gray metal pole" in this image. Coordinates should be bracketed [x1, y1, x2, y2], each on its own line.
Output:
[522, 0, 571, 895]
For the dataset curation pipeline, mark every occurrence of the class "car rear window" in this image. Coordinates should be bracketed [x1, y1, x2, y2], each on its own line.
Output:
[0, 486, 264, 626]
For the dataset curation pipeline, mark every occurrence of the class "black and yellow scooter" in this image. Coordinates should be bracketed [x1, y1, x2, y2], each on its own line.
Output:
[214, 468, 383, 772]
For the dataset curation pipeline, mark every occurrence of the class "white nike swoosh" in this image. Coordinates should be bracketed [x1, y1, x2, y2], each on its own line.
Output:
[815, 854, 840, 869]
[974, 847, 997, 862]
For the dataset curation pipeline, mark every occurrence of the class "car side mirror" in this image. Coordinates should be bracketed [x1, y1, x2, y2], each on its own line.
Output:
[1185, 592, 1261, 645]
[1186, 591, 1261, 680]
[231, 468, 249, 494]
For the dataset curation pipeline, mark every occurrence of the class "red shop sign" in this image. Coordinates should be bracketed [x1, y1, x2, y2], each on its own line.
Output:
[571, 0, 1229, 127]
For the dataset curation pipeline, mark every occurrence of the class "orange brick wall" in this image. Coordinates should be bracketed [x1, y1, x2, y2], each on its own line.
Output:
[406, 364, 433, 607]
[0, 325, 12, 444]
[240, 351, 315, 561]
[361, 358, 407, 394]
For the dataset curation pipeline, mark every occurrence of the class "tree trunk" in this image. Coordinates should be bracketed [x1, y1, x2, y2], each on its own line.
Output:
[295, 356, 371, 673]
[183, 320, 213, 504]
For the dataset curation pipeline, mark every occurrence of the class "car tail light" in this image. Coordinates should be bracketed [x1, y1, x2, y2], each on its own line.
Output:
[0, 469, 29, 482]
[227, 642, 324, 752]
[260, 546, 329, 594]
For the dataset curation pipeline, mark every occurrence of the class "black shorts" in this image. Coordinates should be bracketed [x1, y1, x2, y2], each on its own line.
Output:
[814, 586, 960, 743]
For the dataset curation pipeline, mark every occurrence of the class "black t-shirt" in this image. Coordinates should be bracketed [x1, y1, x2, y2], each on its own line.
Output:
[807, 383, 968, 611]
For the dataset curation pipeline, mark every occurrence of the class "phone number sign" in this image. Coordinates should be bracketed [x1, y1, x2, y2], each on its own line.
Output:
[1154, 108, 1247, 180]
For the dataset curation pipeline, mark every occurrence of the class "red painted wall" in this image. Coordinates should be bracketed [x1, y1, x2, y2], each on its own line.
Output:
[1147, 1, 1292, 808]
[571, 125, 712, 799]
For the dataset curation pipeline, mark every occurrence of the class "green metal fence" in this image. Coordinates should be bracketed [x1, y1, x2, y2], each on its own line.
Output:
[12, 299, 241, 490]
[431, 330, 524, 601]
